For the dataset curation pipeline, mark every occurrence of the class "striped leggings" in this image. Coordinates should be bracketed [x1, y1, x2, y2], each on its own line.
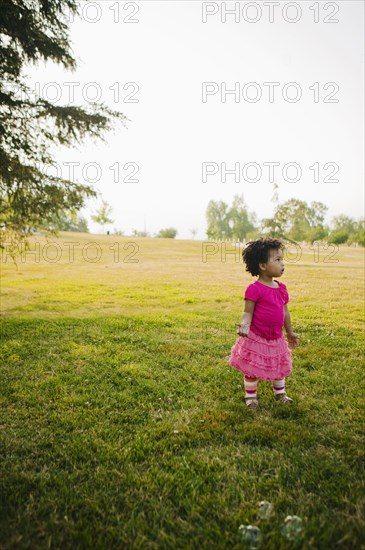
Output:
[244, 375, 286, 398]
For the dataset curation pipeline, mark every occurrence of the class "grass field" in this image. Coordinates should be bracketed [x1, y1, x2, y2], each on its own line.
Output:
[1, 233, 364, 549]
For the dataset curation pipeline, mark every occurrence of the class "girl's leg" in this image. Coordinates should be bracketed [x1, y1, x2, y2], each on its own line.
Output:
[244, 375, 258, 399]
[272, 378, 286, 396]
[272, 378, 293, 403]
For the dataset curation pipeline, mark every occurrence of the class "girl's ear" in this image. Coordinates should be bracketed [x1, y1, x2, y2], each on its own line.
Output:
[258, 261, 266, 272]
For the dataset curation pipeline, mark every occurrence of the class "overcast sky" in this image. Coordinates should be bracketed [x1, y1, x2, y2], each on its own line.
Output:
[29, 0, 364, 238]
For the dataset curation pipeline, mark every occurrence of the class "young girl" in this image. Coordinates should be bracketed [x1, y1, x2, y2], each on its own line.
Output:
[229, 237, 300, 409]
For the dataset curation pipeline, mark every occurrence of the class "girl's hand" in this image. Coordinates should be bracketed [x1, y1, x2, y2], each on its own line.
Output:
[236, 323, 250, 337]
[287, 332, 300, 349]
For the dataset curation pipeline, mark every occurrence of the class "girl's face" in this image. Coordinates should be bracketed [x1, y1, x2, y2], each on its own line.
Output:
[261, 248, 285, 277]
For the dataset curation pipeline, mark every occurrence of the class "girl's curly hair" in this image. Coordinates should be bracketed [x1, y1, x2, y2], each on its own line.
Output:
[242, 237, 285, 276]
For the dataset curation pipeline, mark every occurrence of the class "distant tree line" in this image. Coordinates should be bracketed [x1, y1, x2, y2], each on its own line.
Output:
[206, 195, 365, 246]
[132, 228, 178, 239]
[47, 211, 89, 233]
[49, 213, 179, 239]
[48, 195, 364, 246]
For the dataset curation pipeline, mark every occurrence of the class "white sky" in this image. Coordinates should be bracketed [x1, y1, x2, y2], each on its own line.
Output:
[28, 0, 364, 238]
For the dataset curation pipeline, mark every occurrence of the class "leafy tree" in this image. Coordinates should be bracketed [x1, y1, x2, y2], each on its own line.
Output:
[205, 196, 258, 240]
[351, 219, 365, 246]
[91, 200, 114, 232]
[206, 200, 232, 239]
[329, 216, 365, 246]
[229, 194, 257, 241]
[0, 0, 128, 249]
[328, 228, 349, 244]
[307, 201, 328, 227]
[46, 210, 89, 232]
[261, 199, 328, 243]
[306, 224, 329, 243]
[156, 228, 177, 239]
[330, 215, 357, 234]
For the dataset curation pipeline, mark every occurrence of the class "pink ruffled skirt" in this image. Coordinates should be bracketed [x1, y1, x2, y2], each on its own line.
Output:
[229, 329, 292, 380]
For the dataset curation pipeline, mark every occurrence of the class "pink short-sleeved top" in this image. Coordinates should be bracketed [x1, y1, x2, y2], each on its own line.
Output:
[244, 280, 289, 340]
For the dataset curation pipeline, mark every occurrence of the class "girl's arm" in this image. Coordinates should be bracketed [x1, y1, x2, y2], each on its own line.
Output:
[284, 304, 300, 348]
[237, 299, 255, 337]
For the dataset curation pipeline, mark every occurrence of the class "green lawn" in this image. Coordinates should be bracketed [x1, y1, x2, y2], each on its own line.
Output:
[1, 234, 364, 549]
